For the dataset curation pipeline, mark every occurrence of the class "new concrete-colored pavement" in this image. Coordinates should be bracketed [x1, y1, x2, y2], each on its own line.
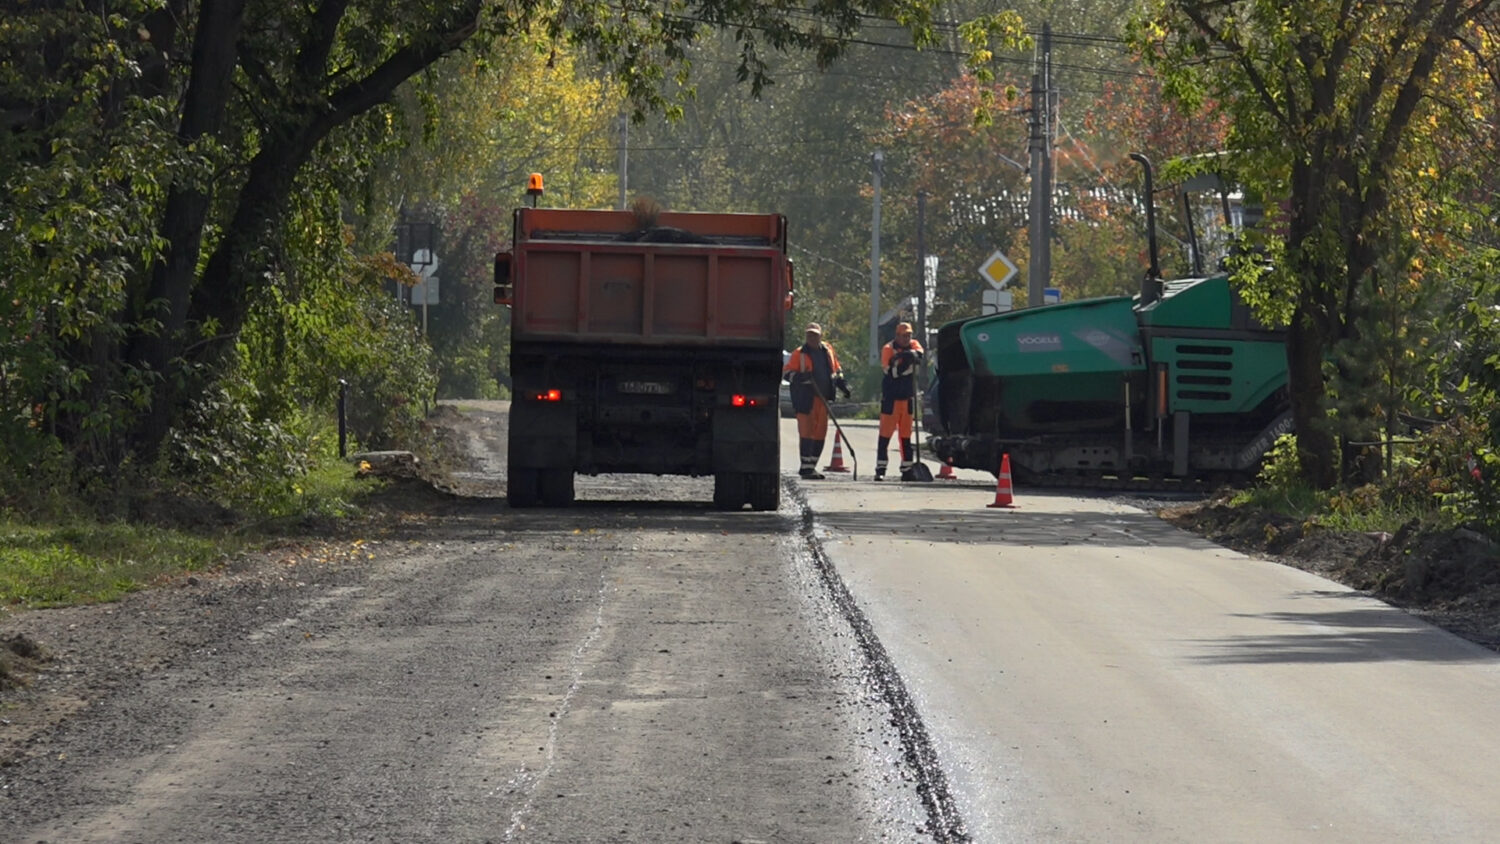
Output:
[785, 416, 1500, 842]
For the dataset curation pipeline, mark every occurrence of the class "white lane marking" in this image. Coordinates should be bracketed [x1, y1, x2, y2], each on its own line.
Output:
[497, 565, 609, 839]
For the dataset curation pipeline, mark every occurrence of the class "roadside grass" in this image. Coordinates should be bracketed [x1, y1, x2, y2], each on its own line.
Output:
[0, 457, 385, 609]
[253, 456, 383, 522]
[1226, 434, 1450, 535]
[1229, 483, 1328, 520]
[0, 520, 230, 608]
[1230, 482, 1440, 534]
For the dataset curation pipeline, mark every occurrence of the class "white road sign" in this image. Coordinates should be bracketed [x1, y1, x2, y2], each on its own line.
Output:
[410, 277, 440, 305]
[410, 248, 440, 305]
[982, 288, 1013, 314]
[979, 249, 1018, 290]
[924, 255, 939, 307]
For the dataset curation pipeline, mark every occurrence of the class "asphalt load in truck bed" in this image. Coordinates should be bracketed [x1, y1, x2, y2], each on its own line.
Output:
[0, 401, 944, 842]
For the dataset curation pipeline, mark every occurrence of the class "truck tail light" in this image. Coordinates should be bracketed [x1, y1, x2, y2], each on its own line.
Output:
[732, 394, 747, 407]
[730, 394, 767, 408]
[534, 389, 562, 402]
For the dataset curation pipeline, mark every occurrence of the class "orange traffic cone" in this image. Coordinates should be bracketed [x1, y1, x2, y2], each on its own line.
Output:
[937, 458, 956, 480]
[825, 435, 851, 473]
[987, 453, 1017, 508]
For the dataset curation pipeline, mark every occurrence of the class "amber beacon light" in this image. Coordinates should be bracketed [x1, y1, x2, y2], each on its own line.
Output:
[526, 173, 544, 207]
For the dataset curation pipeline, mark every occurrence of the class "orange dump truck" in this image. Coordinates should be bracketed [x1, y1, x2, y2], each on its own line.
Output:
[494, 207, 793, 510]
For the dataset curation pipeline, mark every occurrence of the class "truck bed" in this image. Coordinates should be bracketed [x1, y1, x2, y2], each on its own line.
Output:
[510, 208, 789, 347]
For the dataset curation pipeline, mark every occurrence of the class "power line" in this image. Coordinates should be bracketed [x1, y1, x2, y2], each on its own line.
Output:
[681, 54, 957, 87]
[659, 13, 1152, 81]
[507, 138, 870, 154]
[770, 8, 1135, 47]
[789, 243, 869, 283]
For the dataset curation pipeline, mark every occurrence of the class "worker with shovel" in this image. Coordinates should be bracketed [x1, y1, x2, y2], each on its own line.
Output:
[876, 322, 926, 481]
[784, 322, 850, 479]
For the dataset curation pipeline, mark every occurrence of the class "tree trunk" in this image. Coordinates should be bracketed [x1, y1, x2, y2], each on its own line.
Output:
[188, 140, 308, 369]
[1335, 320, 1384, 487]
[1286, 302, 1338, 489]
[126, 0, 248, 459]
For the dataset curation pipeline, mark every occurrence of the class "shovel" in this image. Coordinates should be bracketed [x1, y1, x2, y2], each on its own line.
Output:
[808, 377, 858, 481]
[900, 365, 934, 482]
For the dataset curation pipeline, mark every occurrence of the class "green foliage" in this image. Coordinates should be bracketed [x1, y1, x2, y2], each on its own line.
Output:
[1235, 420, 1500, 537]
[162, 377, 310, 515]
[289, 457, 386, 521]
[237, 156, 438, 447]
[0, 445, 384, 608]
[1314, 484, 1429, 534]
[245, 261, 438, 453]
[437, 353, 504, 400]
[0, 28, 179, 474]
[1229, 481, 1326, 521]
[340, 305, 438, 450]
[1044, 213, 1146, 301]
[1400, 417, 1500, 534]
[1255, 433, 1302, 492]
[0, 518, 227, 608]
[423, 194, 514, 401]
[0, 425, 73, 520]
[1231, 433, 1323, 517]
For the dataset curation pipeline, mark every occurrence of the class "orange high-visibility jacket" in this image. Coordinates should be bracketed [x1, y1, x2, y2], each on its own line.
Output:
[881, 339, 925, 400]
[784, 341, 842, 410]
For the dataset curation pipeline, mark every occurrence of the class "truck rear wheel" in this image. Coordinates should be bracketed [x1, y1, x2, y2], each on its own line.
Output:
[712, 472, 746, 510]
[746, 472, 779, 511]
[539, 468, 575, 507]
[507, 467, 539, 508]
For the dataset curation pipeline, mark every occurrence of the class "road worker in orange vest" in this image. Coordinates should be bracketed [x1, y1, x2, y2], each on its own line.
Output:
[876, 322, 925, 481]
[783, 322, 850, 479]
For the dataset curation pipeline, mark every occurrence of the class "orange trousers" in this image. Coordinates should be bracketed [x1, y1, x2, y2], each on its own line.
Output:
[878, 397, 914, 439]
[796, 398, 830, 441]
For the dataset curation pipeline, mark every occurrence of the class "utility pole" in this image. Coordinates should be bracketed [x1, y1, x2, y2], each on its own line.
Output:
[869, 151, 884, 365]
[617, 113, 629, 210]
[916, 190, 927, 345]
[1027, 22, 1054, 308]
[1041, 22, 1054, 302]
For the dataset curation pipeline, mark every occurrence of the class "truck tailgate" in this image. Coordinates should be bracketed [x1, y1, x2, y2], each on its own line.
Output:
[514, 243, 786, 345]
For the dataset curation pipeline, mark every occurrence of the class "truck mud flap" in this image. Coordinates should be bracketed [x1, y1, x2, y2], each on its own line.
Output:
[509, 402, 577, 468]
[712, 409, 778, 473]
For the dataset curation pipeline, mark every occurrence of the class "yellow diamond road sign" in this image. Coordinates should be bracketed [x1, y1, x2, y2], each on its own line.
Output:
[979, 250, 1018, 289]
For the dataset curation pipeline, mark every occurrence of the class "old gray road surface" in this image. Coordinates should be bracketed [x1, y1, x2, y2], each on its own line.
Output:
[1, 404, 925, 842]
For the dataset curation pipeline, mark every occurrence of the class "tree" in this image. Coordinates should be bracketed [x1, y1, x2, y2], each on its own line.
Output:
[875, 73, 1032, 327]
[371, 45, 622, 399]
[1133, 0, 1500, 487]
[872, 66, 1227, 332]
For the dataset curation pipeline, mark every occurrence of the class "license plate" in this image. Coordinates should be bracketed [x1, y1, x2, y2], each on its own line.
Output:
[618, 379, 675, 396]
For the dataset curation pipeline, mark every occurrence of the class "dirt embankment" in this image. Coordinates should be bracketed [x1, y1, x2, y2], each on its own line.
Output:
[1161, 500, 1500, 650]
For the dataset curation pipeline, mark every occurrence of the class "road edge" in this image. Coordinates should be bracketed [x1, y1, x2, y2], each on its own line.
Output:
[788, 479, 972, 843]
